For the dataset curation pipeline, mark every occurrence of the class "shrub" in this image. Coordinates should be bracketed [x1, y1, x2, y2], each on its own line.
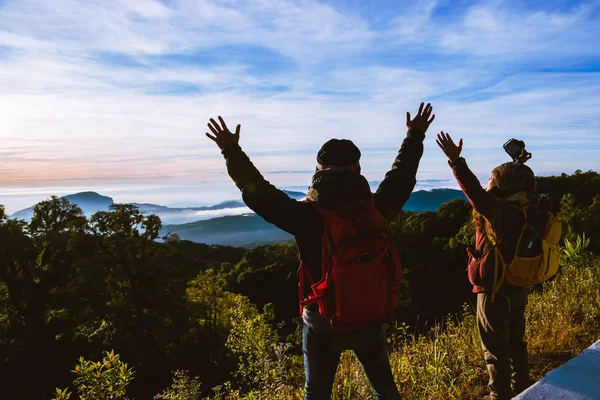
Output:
[562, 233, 592, 268]
[53, 350, 134, 400]
[154, 370, 203, 400]
[201, 257, 600, 399]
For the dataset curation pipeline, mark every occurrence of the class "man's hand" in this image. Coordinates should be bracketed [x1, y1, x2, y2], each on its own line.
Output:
[436, 131, 463, 163]
[406, 102, 435, 134]
[206, 116, 240, 150]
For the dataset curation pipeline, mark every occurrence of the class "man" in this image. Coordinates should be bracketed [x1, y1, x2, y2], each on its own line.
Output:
[206, 102, 435, 399]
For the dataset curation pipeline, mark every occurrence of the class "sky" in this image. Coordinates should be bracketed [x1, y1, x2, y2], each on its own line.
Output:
[0, 0, 599, 213]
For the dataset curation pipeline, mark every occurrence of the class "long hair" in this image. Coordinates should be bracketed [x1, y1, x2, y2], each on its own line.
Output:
[472, 180, 501, 233]
[472, 209, 487, 234]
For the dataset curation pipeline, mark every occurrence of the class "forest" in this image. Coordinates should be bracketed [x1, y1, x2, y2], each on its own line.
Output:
[1, 170, 599, 400]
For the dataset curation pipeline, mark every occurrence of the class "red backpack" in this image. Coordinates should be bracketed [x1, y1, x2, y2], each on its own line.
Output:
[298, 195, 402, 332]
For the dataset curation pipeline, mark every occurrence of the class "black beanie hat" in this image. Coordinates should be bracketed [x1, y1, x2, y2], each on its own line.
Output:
[316, 139, 361, 171]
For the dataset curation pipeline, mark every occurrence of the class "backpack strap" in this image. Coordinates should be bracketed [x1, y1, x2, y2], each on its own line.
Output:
[302, 199, 336, 255]
[298, 259, 317, 313]
[491, 245, 503, 303]
[297, 199, 340, 313]
[488, 205, 529, 303]
[512, 207, 528, 261]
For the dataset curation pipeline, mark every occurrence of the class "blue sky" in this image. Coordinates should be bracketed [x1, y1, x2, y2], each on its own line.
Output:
[0, 0, 599, 212]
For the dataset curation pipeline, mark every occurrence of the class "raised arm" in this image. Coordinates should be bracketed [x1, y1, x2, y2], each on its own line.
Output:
[436, 131, 496, 220]
[375, 102, 435, 219]
[206, 116, 309, 235]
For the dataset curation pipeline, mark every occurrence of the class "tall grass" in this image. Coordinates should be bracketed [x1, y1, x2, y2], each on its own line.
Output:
[211, 256, 600, 400]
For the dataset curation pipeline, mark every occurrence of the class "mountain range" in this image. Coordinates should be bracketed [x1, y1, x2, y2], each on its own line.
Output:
[10, 188, 467, 247]
[9, 190, 306, 224]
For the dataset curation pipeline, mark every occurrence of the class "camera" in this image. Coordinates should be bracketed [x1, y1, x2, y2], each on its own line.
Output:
[503, 138, 532, 163]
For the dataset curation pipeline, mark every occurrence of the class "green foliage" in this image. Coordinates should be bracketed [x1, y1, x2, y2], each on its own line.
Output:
[209, 258, 600, 399]
[562, 233, 592, 268]
[225, 302, 281, 389]
[447, 223, 475, 250]
[541, 172, 600, 251]
[227, 243, 300, 334]
[526, 258, 600, 364]
[536, 170, 600, 212]
[390, 202, 473, 327]
[2, 170, 600, 399]
[0, 196, 247, 399]
[185, 269, 252, 367]
[436, 199, 472, 236]
[186, 269, 240, 331]
[153, 370, 203, 400]
[63, 350, 134, 400]
[52, 387, 72, 400]
[30, 196, 88, 236]
[558, 193, 590, 241]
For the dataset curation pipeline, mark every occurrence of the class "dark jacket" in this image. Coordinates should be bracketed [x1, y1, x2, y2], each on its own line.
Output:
[221, 130, 425, 300]
[449, 157, 526, 293]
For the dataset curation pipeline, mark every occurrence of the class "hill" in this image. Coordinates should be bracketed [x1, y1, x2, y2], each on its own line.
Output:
[10, 189, 467, 246]
[10, 191, 114, 220]
[161, 189, 467, 246]
[9, 190, 306, 225]
[403, 188, 466, 211]
[162, 214, 294, 247]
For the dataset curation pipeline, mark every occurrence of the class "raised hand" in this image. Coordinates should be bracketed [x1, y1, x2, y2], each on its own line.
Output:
[406, 102, 435, 134]
[436, 131, 463, 163]
[206, 116, 240, 150]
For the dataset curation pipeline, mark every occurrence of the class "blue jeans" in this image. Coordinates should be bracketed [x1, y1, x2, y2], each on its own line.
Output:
[302, 323, 401, 399]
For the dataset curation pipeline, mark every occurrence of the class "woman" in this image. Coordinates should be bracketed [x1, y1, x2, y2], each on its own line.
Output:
[436, 132, 536, 400]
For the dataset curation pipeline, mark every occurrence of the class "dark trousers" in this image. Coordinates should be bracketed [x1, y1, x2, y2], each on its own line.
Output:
[477, 290, 529, 400]
[302, 323, 401, 400]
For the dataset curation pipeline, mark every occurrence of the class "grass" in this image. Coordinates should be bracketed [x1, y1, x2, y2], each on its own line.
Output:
[210, 256, 600, 400]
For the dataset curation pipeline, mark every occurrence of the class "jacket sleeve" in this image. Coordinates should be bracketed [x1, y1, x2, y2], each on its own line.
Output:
[221, 143, 310, 235]
[374, 129, 425, 219]
[449, 157, 496, 221]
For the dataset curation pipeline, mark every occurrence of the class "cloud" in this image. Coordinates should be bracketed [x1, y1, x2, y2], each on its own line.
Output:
[0, 0, 599, 211]
[150, 207, 254, 225]
[439, 2, 600, 59]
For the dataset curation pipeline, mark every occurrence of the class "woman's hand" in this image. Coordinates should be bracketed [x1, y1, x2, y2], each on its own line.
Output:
[436, 131, 463, 163]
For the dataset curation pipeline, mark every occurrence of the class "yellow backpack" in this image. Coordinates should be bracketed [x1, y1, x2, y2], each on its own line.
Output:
[486, 197, 562, 302]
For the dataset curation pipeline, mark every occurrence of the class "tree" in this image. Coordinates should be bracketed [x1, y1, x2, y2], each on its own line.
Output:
[89, 204, 172, 395]
[558, 193, 590, 242]
[185, 269, 260, 389]
[436, 199, 472, 237]
[229, 244, 299, 333]
[0, 196, 90, 399]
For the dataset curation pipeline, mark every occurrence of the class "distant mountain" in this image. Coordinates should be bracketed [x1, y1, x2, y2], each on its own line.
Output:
[9, 189, 466, 246]
[9, 190, 306, 224]
[10, 191, 114, 221]
[131, 191, 306, 224]
[281, 190, 307, 199]
[404, 189, 467, 212]
[162, 214, 294, 248]
[162, 189, 467, 247]
[131, 200, 245, 213]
